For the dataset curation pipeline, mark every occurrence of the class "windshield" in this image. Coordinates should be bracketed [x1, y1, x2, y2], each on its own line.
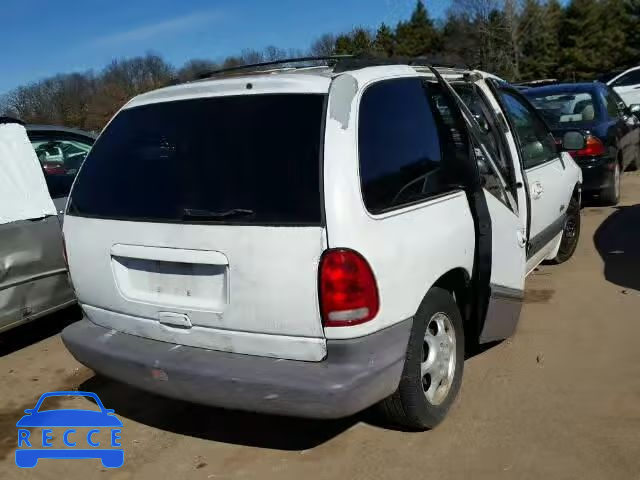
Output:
[69, 94, 325, 225]
[525, 90, 598, 127]
[29, 136, 94, 199]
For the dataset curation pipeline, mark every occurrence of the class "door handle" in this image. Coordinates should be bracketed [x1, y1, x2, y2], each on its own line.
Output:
[531, 181, 544, 199]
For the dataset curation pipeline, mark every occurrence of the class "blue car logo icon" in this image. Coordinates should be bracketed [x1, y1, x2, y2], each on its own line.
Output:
[15, 391, 123, 468]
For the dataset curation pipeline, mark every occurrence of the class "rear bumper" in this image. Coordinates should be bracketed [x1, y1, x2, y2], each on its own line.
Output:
[578, 157, 616, 192]
[62, 317, 411, 419]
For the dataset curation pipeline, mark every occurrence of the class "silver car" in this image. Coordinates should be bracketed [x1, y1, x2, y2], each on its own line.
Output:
[0, 118, 95, 333]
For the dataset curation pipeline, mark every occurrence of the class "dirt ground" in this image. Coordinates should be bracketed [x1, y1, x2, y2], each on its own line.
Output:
[2, 172, 640, 480]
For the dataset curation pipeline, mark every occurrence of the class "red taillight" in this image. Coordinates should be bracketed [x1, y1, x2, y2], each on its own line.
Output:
[570, 135, 606, 158]
[319, 249, 379, 327]
[43, 164, 65, 175]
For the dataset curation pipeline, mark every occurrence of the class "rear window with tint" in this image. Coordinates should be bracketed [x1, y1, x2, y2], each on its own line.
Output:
[69, 94, 325, 225]
[359, 78, 468, 213]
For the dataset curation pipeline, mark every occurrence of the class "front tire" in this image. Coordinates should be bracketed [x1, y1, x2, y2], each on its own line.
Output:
[550, 196, 581, 264]
[379, 287, 464, 430]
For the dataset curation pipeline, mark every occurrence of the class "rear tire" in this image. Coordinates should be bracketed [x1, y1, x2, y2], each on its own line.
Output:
[601, 162, 621, 205]
[378, 287, 464, 430]
[550, 196, 581, 264]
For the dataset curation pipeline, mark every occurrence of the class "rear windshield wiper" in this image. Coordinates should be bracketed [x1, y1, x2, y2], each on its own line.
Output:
[182, 208, 255, 220]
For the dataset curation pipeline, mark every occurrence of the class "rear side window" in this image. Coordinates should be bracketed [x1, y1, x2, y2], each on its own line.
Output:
[69, 94, 324, 225]
[612, 69, 640, 87]
[358, 78, 465, 213]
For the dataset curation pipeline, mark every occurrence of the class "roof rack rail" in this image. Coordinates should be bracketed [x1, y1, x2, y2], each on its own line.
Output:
[332, 55, 469, 73]
[196, 53, 472, 80]
[197, 55, 352, 79]
[410, 56, 469, 70]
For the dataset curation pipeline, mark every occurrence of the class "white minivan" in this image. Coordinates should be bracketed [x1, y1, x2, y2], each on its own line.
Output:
[62, 59, 582, 429]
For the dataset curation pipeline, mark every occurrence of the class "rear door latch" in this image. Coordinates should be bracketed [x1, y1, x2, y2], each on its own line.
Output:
[158, 312, 192, 329]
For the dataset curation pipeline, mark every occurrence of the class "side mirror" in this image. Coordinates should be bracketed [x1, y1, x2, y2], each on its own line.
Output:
[561, 131, 586, 151]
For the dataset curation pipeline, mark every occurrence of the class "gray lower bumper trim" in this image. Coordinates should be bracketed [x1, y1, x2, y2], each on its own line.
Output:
[480, 284, 524, 343]
[62, 317, 412, 419]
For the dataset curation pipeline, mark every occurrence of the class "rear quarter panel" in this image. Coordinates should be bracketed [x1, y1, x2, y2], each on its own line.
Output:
[322, 73, 475, 340]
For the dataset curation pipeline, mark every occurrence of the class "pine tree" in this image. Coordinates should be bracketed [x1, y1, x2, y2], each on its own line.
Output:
[558, 0, 602, 80]
[626, 0, 640, 65]
[485, 9, 513, 78]
[334, 28, 373, 55]
[335, 34, 354, 55]
[598, 0, 631, 73]
[545, 0, 563, 70]
[519, 0, 562, 80]
[351, 28, 373, 54]
[394, 0, 439, 57]
[374, 23, 395, 57]
[441, 13, 477, 67]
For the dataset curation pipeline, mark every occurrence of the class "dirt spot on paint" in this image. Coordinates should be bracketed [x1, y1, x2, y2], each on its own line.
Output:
[524, 289, 555, 303]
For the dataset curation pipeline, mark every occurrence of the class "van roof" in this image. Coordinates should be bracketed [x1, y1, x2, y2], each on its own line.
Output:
[125, 72, 334, 109]
[124, 59, 500, 110]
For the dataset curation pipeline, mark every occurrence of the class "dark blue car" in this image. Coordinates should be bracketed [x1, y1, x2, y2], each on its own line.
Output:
[15, 391, 123, 468]
[524, 82, 640, 204]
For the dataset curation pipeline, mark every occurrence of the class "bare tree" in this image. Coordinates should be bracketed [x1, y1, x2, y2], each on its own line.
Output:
[240, 49, 265, 65]
[449, 0, 554, 80]
[177, 59, 218, 81]
[309, 34, 337, 56]
[263, 46, 288, 61]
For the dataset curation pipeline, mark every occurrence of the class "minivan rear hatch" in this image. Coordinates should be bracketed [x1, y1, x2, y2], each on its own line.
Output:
[64, 91, 328, 361]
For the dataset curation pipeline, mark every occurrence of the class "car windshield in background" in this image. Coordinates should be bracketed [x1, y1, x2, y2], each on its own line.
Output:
[525, 90, 598, 127]
[69, 94, 325, 225]
[29, 136, 94, 199]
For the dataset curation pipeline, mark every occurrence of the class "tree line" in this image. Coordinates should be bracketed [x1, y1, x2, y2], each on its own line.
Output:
[3, 0, 640, 131]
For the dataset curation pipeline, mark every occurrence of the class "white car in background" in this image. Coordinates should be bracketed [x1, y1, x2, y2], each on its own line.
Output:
[602, 66, 640, 106]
